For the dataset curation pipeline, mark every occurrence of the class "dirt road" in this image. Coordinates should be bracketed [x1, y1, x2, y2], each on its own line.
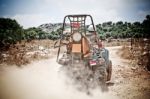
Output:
[107, 46, 150, 99]
[0, 46, 149, 99]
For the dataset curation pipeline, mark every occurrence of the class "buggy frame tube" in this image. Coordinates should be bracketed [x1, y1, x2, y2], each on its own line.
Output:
[57, 14, 100, 61]
[57, 16, 67, 61]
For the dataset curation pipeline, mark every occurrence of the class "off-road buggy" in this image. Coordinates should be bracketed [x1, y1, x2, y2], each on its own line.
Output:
[55, 14, 112, 85]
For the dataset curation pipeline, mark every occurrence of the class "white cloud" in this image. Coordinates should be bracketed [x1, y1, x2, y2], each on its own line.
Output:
[55, 0, 123, 23]
[137, 10, 150, 18]
[6, 0, 149, 28]
[11, 14, 55, 29]
[131, 10, 150, 22]
[93, 9, 122, 23]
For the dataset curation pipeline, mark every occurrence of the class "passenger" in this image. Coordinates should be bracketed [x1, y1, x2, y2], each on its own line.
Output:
[98, 41, 109, 64]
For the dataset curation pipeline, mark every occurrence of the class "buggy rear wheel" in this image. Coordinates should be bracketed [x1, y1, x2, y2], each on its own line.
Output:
[107, 60, 112, 81]
[94, 66, 108, 91]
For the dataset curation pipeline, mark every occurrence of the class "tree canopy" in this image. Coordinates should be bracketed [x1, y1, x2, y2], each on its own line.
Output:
[96, 15, 150, 39]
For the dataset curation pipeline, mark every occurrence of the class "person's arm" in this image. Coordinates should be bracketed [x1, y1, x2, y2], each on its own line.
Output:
[98, 40, 103, 48]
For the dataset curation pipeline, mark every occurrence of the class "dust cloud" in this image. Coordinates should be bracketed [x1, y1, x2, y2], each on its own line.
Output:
[0, 57, 118, 99]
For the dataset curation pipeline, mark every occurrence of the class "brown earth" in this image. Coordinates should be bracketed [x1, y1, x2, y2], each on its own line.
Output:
[0, 46, 150, 99]
[107, 46, 150, 99]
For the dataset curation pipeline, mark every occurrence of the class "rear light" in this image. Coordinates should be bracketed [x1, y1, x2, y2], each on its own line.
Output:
[89, 60, 97, 66]
[89, 58, 105, 66]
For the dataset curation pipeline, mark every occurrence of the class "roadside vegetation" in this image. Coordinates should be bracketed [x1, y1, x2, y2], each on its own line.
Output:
[0, 18, 60, 50]
[96, 15, 150, 39]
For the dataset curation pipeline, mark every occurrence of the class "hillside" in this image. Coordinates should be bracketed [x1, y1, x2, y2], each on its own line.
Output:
[38, 23, 63, 33]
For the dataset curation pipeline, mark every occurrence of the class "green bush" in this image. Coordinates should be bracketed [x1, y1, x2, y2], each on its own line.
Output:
[0, 18, 23, 47]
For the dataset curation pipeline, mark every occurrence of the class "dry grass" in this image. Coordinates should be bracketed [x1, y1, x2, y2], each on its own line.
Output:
[117, 38, 150, 71]
[118, 45, 132, 59]
[0, 40, 56, 66]
[104, 39, 130, 47]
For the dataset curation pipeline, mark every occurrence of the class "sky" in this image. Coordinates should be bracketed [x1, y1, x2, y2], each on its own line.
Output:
[0, 0, 150, 28]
